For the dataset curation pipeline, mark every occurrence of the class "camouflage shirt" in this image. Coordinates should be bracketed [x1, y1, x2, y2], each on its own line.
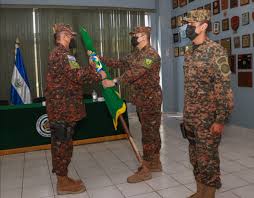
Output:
[183, 39, 234, 124]
[45, 44, 101, 123]
[101, 45, 162, 109]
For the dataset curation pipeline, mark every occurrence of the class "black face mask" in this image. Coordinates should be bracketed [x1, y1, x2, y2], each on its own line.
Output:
[186, 25, 198, 41]
[131, 36, 139, 47]
[69, 38, 77, 49]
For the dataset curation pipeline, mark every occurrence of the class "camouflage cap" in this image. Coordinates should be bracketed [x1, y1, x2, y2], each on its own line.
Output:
[129, 26, 151, 35]
[53, 23, 77, 36]
[183, 9, 211, 23]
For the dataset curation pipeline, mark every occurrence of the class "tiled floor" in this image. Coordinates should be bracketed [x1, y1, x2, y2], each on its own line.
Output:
[1, 113, 254, 198]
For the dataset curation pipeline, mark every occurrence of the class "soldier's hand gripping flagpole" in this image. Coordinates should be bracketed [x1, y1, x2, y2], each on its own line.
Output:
[80, 27, 142, 164]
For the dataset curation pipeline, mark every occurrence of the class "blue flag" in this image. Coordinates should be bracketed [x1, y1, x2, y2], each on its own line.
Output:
[10, 41, 31, 105]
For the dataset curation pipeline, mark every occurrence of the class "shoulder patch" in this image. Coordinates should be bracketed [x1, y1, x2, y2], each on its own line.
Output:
[67, 55, 80, 69]
[216, 56, 231, 77]
[143, 58, 153, 69]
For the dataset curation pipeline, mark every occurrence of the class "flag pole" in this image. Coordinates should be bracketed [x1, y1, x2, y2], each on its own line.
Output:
[119, 115, 142, 163]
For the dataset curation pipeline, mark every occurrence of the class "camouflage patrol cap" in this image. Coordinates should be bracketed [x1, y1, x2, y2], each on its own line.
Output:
[129, 26, 152, 35]
[53, 23, 77, 36]
[183, 9, 211, 23]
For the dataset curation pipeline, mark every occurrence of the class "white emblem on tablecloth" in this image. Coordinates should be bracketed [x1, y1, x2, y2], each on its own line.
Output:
[36, 114, 51, 137]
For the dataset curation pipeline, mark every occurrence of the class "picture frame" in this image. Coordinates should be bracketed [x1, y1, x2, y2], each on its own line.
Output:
[242, 12, 249, 26]
[176, 15, 183, 27]
[179, 0, 187, 7]
[213, 0, 220, 15]
[253, 33, 254, 47]
[230, 0, 238, 8]
[171, 17, 177, 29]
[238, 72, 253, 87]
[221, 0, 229, 10]
[229, 55, 236, 74]
[179, 46, 186, 56]
[174, 47, 179, 57]
[213, 21, 220, 35]
[234, 36, 241, 48]
[173, 33, 180, 43]
[240, 0, 250, 6]
[222, 18, 229, 31]
[238, 54, 252, 69]
[220, 38, 231, 55]
[173, 0, 178, 9]
[242, 34, 250, 48]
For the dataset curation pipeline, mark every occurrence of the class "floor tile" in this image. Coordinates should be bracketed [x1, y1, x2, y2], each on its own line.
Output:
[117, 182, 153, 197]
[157, 185, 192, 198]
[88, 185, 124, 198]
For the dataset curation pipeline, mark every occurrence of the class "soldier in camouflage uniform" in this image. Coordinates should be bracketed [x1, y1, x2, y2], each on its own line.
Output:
[183, 10, 234, 198]
[101, 27, 162, 183]
[45, 23, 105, 195]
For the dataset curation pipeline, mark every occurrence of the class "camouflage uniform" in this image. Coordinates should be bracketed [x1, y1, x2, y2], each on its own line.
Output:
[45, 24, 101, 176]
[101, 27, 162, 162]
[183, 11, 234, 189]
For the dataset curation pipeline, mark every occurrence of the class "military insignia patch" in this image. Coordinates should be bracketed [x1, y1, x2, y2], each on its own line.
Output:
[68, 55, 80, 69]
[216, 56, 231, 76]
[144, 58, 153, 69]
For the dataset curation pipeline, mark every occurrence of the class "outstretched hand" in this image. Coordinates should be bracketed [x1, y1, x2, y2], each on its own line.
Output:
[102, 79, 115, 88]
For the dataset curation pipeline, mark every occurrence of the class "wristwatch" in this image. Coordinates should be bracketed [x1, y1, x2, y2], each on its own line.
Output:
[113, 78, 118, 86]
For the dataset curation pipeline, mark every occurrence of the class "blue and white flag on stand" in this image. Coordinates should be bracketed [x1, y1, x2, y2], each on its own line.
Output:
[10, 38, 31, 105]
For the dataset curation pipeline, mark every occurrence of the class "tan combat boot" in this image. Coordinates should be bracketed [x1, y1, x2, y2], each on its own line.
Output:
[148, 154, 162, 172]
[127, 161, 152, 183]
[57, 176, 86, 195]
[203, 185, 216, 198]
[187, 182, 205, 198]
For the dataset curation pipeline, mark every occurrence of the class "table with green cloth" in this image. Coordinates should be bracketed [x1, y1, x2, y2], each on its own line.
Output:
[0, 99, 129, 155]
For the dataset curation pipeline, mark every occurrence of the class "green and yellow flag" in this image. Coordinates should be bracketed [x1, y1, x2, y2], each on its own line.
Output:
[80, 27, 126, 129]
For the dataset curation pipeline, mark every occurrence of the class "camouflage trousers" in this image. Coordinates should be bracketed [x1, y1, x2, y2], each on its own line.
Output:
[185, 121, 222, 189]
[137, 108, 162, 162]
[50, 121, 76, 176]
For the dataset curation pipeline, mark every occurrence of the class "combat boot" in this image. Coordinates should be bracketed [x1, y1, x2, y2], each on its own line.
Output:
[187, 182, 205, 198]
[57, 176, 86, 195]
[203, 185, 216, 198]
[67, 177, 84, 185]
[148, 154, 162, 172]
[127, 161, 152, 183]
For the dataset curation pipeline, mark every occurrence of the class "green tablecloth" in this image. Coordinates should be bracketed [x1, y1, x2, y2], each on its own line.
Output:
[0, 99, 128, 153]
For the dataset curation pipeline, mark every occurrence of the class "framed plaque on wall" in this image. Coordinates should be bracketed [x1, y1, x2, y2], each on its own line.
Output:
[242, 34, 250, 48]
[213, 0, 220, 15]
[234, 36, 241, 48]
[173, 0, 178, 9]
[238, 72, 253, 87]
[238, 54, 252, 69]
[222, 18, 229, 31]
[229, 55, 236, 74]
[179, 0, 187, 7]
[221, 0, 229, 10]
[230, 0, 238, 8]
[240, 0, 250, 6]
[242, 12, 250, 26]
[220, 38, 231, 55]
